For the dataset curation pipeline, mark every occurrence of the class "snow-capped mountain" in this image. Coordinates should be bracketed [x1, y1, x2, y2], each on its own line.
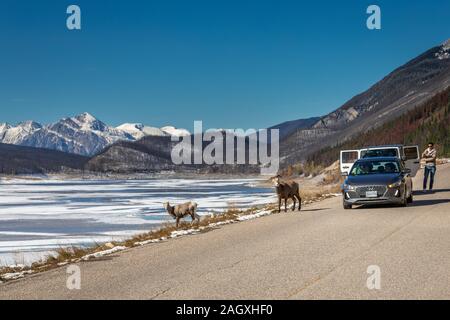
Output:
[116, 123, 190, 139]
[0, 121, 42, 145]
[160, 126, 191, 137]
[116, 123, 165, 139]
[0, 112, 190, 156]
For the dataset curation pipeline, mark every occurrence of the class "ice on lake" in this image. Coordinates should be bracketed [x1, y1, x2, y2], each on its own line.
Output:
[0, 178, 275, 265]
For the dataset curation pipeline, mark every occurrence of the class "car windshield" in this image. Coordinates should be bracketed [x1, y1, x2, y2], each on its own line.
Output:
[350, 161, 400, 175]
[361, 148, 398, 158]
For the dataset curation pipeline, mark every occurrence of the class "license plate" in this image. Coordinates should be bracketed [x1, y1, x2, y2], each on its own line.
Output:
[366, 191, 378, 198]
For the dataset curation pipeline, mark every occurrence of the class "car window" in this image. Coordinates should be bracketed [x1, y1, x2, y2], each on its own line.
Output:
[342, 151, 359, 163]
[404, 147, 418, 160]
[350, 161, 400, 175]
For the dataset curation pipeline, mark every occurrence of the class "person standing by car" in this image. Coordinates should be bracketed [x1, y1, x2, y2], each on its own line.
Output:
[422, 142, 437, 191]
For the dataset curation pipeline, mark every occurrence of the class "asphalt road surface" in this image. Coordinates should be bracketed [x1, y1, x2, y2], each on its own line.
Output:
[1, 164, 450, 299]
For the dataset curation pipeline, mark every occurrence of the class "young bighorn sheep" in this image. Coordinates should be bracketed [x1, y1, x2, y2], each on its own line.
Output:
[270, 175, 302, 213]
[163, 201, 200, 228]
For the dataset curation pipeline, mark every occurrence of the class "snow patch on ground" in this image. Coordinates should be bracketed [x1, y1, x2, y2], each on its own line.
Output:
[237, 210, 272, 221]
[137, 210, 273, 245]
[1, 270, 34, 281]
[81, 246, 127, 261]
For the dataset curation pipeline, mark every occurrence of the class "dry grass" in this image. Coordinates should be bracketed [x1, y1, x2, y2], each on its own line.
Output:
[296, 180, 340, 203]
[118, 206, 263, 248]
[0, 205, 263, 281]
[281, 162, 325, 178]
[45, 246, 94, 263]
[0, 265, 22, 275]
[0, 243, 120, 280]
[320, 170, 343, 186]
[436, 158, 450, 165]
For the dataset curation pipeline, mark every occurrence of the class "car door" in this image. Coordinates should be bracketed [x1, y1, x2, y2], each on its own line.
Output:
[340, 150, 360, 175]
[403, 145, 420, 177]
[401, 161, 413, 198]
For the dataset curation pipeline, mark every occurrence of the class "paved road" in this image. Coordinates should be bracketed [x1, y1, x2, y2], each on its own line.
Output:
[1, 164, 450, 299]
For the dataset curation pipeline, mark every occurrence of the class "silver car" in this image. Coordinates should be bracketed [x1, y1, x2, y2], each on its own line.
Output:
[342, 157, 413, 209]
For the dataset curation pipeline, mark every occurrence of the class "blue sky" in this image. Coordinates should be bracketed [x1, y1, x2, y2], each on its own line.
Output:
[0, 0, 449, 130]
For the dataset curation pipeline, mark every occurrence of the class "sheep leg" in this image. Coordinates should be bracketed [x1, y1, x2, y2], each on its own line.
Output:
[284, 198, 287, 212]
[278, 196, 281, 213]
[176, 217, 180, 228]
[292, 196, 296, 211]
[190, 213, 198, 226]
[296, 194, 302, 211]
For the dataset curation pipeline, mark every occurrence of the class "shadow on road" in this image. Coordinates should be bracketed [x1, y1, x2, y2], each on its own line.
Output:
[409, 198, 450, 207]
[413, 188, 450, 195]
[353, 197, 450, 209]
[301, 208, 331, 212]
[84, 256, 116, 262]
[353, 204, 397, 210]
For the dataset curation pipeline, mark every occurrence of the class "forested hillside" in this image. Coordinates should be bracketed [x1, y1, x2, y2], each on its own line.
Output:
[0, 143, 89, 175]
[306, 87, 450, 167]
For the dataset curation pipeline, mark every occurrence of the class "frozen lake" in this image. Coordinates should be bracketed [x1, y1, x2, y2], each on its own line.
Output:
[0, 178, 274, 265]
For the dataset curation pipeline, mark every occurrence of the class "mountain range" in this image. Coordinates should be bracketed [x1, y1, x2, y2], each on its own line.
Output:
[279, 38, 450, 164]
[1, 39, 449, 175]
[0, 112, 190, 156]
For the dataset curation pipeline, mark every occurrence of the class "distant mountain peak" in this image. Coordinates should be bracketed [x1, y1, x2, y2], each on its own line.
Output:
[0, 122, 11, 130]
[76, 112, 97, 122]
[18, 120, 42, 130]
[69, 112, 108, 132]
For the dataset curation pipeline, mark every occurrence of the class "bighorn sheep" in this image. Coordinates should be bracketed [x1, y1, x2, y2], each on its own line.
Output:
[270, 175, 302, 212]
[163, 201, 200, 228]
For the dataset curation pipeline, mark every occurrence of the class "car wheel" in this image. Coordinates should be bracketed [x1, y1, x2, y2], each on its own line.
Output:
[343, 202, 352, 210]
[407, 193, 413, 203]
[400, 187, 408, 207]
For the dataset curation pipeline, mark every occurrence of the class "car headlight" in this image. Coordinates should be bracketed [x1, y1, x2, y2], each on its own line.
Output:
[342, 183, 356, 191]
[388, 180, 402, 188]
